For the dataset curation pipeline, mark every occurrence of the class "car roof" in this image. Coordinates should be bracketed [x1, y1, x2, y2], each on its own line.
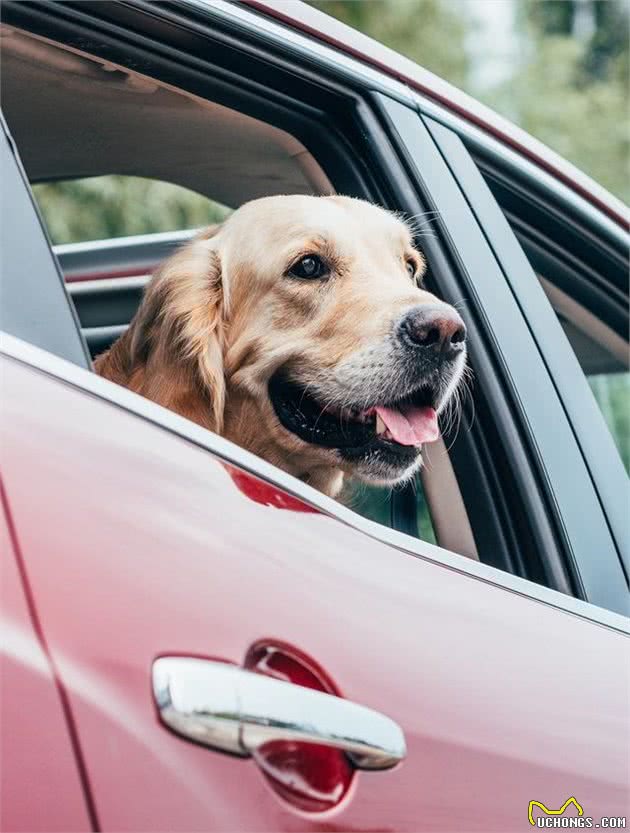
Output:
[0, 25, 332, 207]
[240, 0, 629, 229]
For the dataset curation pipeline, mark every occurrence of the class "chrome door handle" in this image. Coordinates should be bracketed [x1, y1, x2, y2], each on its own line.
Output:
[153, 657, 406, 770]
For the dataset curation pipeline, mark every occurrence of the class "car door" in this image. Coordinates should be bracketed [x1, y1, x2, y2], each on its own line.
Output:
[3, 332, 629, 833]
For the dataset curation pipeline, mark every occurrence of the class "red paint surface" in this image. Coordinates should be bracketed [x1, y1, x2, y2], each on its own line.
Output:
[64, 265, 153, 284]
[2, 356, 628, 831]
[0, 492, 92, 832]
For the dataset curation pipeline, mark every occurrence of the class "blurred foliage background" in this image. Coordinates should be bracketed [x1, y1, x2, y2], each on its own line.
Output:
[311, 0, 629, 203]
[589, 373, 629, 472]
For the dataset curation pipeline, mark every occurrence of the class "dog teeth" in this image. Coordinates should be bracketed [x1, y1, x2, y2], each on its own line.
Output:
[376, 414, 386, 435]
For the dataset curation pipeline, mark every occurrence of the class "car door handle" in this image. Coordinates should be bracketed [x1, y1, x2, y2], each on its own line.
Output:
[153, 657, 406, 770]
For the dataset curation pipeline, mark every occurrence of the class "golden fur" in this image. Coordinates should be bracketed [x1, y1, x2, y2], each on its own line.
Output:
[95, 195, 464, 497]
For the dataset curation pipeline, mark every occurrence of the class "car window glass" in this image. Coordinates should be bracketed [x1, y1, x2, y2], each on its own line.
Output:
[539, 276, 628, 473]
[342, 481, 393, 527]
[478, 178, 629, 474]
[416, 485, 438, 545]
[540, 276, 628, 472]
[32, 175, 232, 245]
[342, 478, 438, 546]
[588, 372, 629, 472]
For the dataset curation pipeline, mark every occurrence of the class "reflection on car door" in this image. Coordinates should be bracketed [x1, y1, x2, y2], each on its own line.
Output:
[0, 491, 92, 831]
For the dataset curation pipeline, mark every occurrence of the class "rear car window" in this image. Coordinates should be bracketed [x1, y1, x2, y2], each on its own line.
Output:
[588, 372, 629, 471]
[33, 175, 232, 245]
[535, 274, 628, 472]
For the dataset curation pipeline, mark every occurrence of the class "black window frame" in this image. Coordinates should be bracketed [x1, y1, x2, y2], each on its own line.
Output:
[414, 110, 628, 613]
[473, 155, 630, 589]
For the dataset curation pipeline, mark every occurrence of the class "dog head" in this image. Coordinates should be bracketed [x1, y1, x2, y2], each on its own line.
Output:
[97, 195, 467, 496]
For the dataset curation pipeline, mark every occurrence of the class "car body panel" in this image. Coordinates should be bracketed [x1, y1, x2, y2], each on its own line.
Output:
[3, 351, 628, 831]
[0, 490, 92, 832]
[5, 333, 625, 631]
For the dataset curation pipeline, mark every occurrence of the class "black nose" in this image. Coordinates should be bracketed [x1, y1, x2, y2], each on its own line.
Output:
[399, 305, 467, 356]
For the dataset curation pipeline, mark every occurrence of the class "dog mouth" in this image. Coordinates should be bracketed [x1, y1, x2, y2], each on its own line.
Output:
[268, 371, 441, 452]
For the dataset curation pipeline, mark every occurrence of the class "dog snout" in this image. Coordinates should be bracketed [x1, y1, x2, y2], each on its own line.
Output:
[399, 305, 466, 357]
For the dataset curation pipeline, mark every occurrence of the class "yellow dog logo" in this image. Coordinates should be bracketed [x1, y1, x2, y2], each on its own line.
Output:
[528, 797, 584, 826]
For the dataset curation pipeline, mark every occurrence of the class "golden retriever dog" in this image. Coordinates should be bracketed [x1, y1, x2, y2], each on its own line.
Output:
[95, 195, 467, 498]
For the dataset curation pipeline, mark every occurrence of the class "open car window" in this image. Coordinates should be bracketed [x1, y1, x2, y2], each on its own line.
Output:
[24, 16, 617, 594]
[1, 25, 452, 553]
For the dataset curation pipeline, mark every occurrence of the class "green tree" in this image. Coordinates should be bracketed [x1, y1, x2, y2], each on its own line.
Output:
[310, 0, 629, 205]
[589, 373, 630, 473]
[309, 0, 472, 87]
[485, 37, 628, 202]
[528, 0, 628, 80]
[482, 0, 629, 203]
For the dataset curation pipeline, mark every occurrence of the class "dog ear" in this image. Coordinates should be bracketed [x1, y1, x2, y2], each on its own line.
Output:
[95, 228, 227, 434]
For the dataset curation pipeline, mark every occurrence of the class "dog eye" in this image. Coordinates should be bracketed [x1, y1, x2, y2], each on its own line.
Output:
[406, 259, 417, 280]
[288, 255, 327, 280]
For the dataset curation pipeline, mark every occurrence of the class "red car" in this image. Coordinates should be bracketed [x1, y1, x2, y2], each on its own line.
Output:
[1, 2, 628, 831]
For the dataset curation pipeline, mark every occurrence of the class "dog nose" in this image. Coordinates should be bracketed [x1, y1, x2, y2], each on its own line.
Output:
[400, 305, 466, 356]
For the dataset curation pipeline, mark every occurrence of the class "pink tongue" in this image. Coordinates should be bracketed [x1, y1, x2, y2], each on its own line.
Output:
[375, 404, 440, 446]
